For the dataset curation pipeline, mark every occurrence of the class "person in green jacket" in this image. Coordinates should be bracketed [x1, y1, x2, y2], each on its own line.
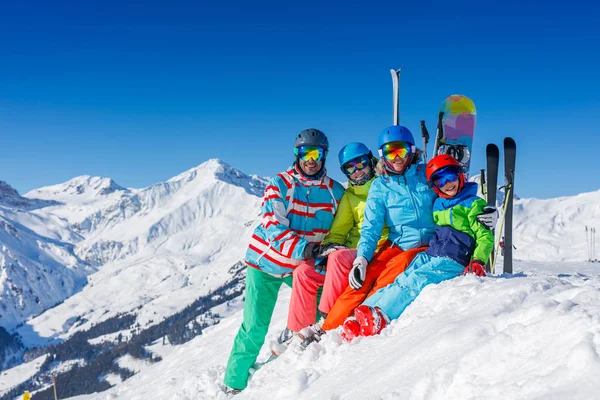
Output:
[342, 154, 495, 339]
[278, 142, 389, 349]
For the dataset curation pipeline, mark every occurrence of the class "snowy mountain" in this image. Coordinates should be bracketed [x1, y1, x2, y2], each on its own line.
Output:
[2, 160, 600, 399]
[0, 181, 58, 211]
[0, 183, 91, 332]
[12, 160, 266, 347]
[25, 175, 133, 226]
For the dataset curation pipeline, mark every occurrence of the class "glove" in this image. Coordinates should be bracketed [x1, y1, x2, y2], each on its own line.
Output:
[303, 242, 347, 260]
[303, 243, 319, 260]
[348, 256, 368, 289]
[463, 259, 486, 277]
[477, 206, 498, 230]
[315, 242, 348, 258]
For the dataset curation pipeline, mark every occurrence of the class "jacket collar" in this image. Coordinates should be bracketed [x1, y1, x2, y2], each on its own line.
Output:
[289, 164, 328, 185]
[347, 176, 375, 196]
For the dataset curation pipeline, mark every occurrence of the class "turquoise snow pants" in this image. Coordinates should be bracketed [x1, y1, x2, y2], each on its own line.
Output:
[363, 252, 464, 321]
[223, 267, 294, 390]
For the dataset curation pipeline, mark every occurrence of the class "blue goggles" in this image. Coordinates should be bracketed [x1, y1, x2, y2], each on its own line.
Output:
[430, 166, 460, 188]
[342, 155, 371, 175]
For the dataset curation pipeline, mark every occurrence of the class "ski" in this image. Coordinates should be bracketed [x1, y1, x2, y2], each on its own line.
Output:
[503, 137, 517, 274]
[390, 68, 402, 125]
[485, 143, 500, 273]
[434, 95, 477, 176]
[420, 120, 430, 162]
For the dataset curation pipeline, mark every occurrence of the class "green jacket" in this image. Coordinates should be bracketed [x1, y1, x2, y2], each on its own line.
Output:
[431, 182, 494, 263]
[322, 177, 389, 249]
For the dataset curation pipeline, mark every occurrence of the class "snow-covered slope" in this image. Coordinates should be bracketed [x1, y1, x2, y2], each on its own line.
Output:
[3, 159, 600, 399]
[66, 260, 600, 400]
[14, 159, 266, 345]
[0, 188, 90, 330]
[512, 190, 600, 263]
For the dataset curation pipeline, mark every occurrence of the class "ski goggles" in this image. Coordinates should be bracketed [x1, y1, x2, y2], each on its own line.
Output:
[295, 145, 326, 162]
[430, 166, 460, 188]
[343, 155, 371, 175]
[380, 141, 412, 160]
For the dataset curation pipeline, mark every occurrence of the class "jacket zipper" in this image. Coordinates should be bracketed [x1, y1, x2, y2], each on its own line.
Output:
[404, 174, 423, 246]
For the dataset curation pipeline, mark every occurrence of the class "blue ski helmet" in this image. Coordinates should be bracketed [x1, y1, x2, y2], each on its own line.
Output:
[338, 142, 375, 185]
[338, 142, 372, 167]
[377, 125, 415, 153]
[294, 128, 329, 151]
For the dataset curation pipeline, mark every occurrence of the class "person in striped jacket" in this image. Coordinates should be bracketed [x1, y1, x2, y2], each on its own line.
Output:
[223, 128, 344, 394]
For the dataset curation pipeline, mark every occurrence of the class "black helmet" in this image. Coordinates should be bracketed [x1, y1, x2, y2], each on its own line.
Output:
[294, 128, 329, 150]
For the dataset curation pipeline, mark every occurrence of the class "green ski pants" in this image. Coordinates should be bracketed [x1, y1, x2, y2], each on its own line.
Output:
[223, 267, 293, 390]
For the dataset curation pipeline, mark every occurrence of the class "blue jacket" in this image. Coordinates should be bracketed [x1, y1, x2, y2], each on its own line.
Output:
[357, 163, 437, 261]
[245, 164, 345, 276]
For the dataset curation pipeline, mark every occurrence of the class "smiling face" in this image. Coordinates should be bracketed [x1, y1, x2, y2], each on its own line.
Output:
[298, 158, 323, 176]
[439, 179, 460, 197]
[349, 164, 372, 183]
[388, 155, 410, 172]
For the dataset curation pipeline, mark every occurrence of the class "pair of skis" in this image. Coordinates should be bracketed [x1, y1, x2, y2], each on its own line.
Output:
[390, 68, 516, 273]
[484, 138, 517, 274]
[585, 226, 597, 262]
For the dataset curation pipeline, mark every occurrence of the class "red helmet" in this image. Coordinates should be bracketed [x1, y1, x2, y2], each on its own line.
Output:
[426, 155, 465, 198]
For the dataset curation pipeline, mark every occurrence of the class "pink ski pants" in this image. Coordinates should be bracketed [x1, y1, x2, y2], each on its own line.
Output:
[287, 248, 357, 332]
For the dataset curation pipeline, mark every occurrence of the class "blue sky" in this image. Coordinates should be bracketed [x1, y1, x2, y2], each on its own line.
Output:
[1, 1, 598, 199]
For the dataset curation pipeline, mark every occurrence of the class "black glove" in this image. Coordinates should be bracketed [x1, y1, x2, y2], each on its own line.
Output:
[315, 243, 348, 258]
[303, 242, 348, 260]
[303, 243, 319, 260]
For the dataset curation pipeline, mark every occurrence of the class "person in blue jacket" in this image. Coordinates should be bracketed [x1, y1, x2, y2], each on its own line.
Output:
[342, 154, 494, 338]
[336, 126, 496, 340]
[223, 128, 345, 394]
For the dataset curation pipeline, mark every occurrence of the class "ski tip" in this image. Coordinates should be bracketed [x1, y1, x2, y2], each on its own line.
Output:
[504, 137, 516, 147]
[486, 143, 500, 152]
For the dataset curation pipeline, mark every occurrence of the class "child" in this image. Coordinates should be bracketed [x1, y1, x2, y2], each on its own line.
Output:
[342, 154, 494, 339]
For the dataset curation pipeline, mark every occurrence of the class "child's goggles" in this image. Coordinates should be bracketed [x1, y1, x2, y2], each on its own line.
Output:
[343, 155, 370, 175]
[295, 145, 326, 162]
[381, 141, 412, 160]
[430, 166, 460, 188]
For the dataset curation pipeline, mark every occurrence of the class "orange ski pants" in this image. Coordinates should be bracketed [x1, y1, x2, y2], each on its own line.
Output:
[321, 241, 428, 331]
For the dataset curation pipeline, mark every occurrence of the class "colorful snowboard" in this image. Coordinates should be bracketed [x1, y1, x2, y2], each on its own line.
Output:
[435, 95, 477, 176]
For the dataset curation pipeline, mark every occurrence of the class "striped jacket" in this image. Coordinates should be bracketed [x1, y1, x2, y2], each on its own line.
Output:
[245, 164, 345, 276]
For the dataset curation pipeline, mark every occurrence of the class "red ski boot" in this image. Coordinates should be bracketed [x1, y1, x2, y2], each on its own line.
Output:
[341, 316, 361, 342]
[354, 305, 389, 336]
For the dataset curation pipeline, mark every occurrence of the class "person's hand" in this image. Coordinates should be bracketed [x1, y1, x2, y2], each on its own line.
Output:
[477, 206, 498, 230]
[303, 243, 319, 260]
[463, 259, 486, 276]
[316, 243, 348, 258]
[349, 256, 368, 289]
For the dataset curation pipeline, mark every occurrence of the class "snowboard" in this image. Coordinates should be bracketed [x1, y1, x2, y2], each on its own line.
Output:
[434, 95, 477, 176]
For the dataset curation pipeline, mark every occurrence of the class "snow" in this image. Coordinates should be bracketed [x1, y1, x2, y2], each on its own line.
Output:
[7, 159, 264, 341]
[65, 260, 600, 400]
[0, 354, 48, 397]
[1, 159, 600, 399]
